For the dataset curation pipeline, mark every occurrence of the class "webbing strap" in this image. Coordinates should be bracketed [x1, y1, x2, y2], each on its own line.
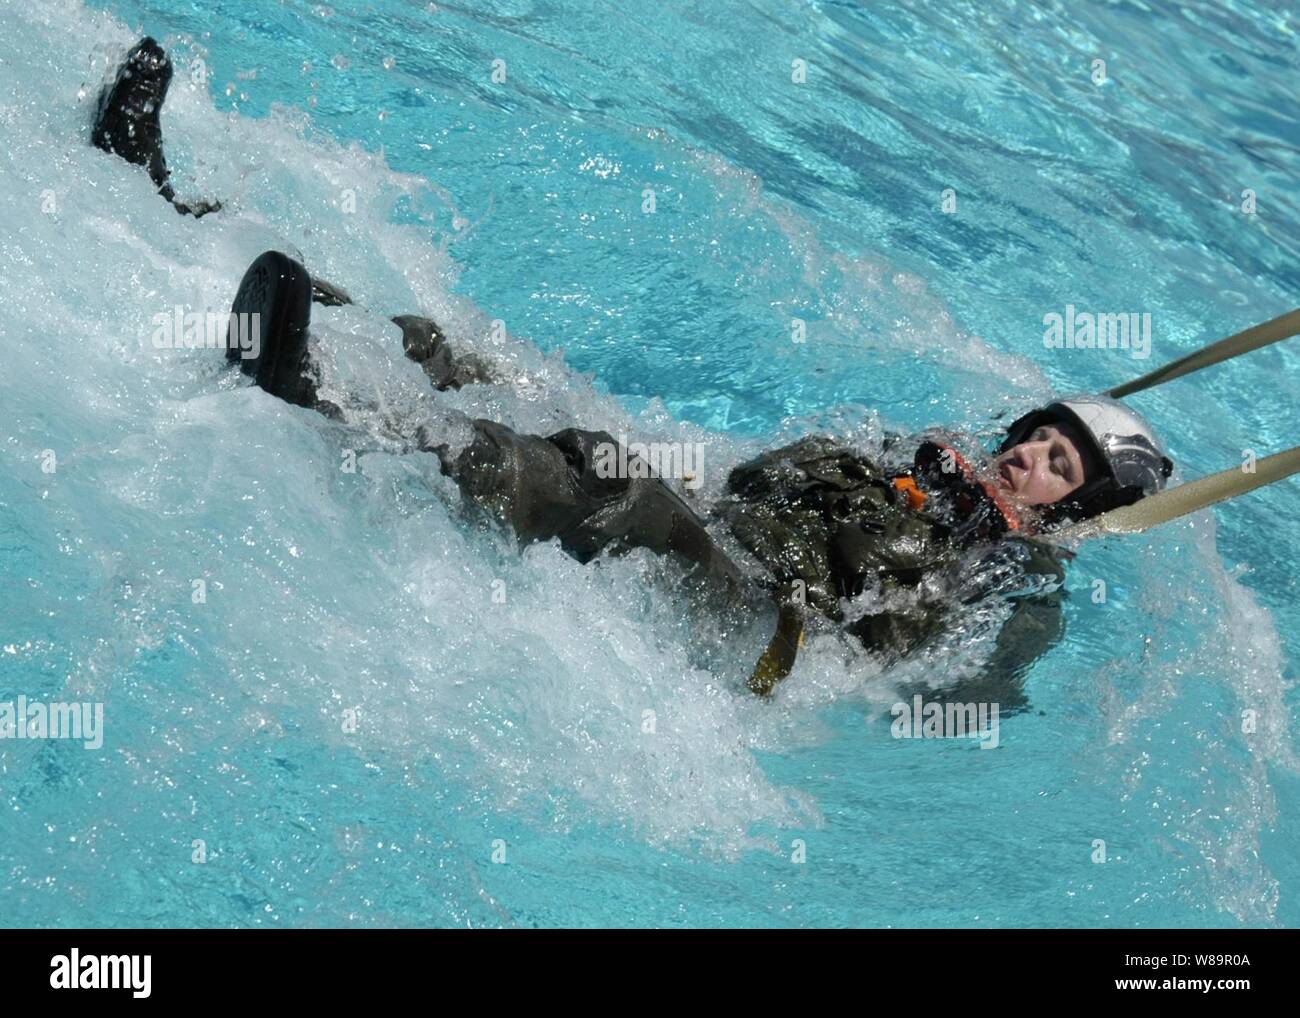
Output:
[1051, 447, 1300, 540]
[1106, 308, 1300, 398]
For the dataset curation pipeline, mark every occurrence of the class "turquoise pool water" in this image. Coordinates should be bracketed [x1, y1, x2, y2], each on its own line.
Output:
[1, 0, 1297, 926]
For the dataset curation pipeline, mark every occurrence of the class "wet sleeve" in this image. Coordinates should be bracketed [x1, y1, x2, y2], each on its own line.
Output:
[836, 517, 960, 658]
[943, 541, 1066, 709]
[845, 536, 1066, 707]
[955, 585, 1063, 710]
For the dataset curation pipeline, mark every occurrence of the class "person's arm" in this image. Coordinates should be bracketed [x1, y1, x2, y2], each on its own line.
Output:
[947, 584, 1063, 711]
[857, 538, 1067, 710]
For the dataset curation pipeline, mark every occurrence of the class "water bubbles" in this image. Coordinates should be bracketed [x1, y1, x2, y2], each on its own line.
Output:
[331, 54, 350, 71]
[382, 56, 396, 71]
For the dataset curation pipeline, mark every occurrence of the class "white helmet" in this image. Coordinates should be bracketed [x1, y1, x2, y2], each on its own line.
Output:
[1000, 395, 1174, 519]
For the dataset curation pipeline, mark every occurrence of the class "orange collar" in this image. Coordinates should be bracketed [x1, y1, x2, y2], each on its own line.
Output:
[899, 443, 1027, 534]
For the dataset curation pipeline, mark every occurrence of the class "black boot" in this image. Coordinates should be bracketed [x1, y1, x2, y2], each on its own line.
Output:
[225, 251, 319, 408]
[92, 37, 221, 218]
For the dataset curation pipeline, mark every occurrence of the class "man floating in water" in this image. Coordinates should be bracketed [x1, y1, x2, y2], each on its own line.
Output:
[91, 38, 1189, 702]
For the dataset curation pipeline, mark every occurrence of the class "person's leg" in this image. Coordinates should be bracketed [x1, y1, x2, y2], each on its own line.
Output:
[394, 315, 495, 391]
[225, 251, 746, 601]
[293, 264, 489, 389]
[547, 428, 746, 598]
[92, 37, 221, 218]
[422, 422, 745, 600]
[225, 251, 490, 406]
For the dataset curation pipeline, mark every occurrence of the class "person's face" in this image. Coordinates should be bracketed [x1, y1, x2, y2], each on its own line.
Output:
[992, 421, 1093, 507]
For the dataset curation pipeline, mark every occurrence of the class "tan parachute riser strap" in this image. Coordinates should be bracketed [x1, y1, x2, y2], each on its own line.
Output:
[748, 603, 807, 696]
[1106, 307, 1300, 399]
[1049, 446, 1300, 542]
